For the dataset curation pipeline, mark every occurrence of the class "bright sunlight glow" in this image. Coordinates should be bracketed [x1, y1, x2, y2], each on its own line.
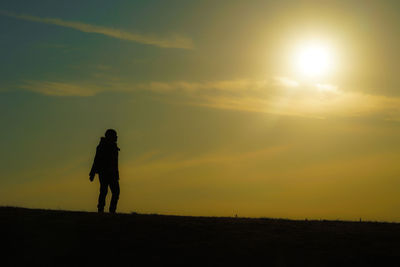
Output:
[295, 42, 333, 77]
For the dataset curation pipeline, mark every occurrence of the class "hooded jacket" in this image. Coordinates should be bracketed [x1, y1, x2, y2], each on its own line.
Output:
[90, 137, 120, 179]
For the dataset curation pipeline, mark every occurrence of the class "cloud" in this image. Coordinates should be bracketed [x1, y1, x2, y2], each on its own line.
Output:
[122, 146, 289, 178]
[136, 79, 400, 120]
[0, 10, 194, 49]
[274, 77, 299, 88]
[315, 83, 338, 92]
[136, 80, 270, 93]
[20, 77, 400, 120]
[21, 81, 101, 96]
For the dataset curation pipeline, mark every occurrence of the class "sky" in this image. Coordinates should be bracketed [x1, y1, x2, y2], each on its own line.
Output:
[1, 0, 400, 221]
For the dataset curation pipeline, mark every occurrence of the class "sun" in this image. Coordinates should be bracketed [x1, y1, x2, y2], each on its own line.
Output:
[295, 41, 333, 77]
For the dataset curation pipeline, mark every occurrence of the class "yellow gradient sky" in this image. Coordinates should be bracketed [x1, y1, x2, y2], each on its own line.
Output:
[1, 0, 400, 221]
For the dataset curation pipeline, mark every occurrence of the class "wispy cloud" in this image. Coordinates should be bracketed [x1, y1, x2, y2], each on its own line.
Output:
[21, 81, 101, 96]
[20, 77, 400, 120]
[274, 77, 299, 88]
[0, 10, 194, 49]
[135, 79, 400, 120]
[123, 146, 289, 178]
[315, 83, 338, 92]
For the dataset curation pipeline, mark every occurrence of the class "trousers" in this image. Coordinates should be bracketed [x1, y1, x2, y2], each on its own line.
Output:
[97, 173, 120, 213]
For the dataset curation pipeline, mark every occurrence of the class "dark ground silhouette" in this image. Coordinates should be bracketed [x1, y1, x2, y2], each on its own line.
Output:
[2, 207, 400, 266]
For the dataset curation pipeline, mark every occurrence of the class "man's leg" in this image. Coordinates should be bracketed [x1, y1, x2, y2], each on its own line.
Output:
[109, 179, 120, 213]
[97, 176, 108, 213]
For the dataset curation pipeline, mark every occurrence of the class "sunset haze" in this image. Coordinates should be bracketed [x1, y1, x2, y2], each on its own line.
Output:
[1, 0, 400, 222]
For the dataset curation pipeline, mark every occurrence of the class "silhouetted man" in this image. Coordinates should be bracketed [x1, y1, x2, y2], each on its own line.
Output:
[89, 129, 120, 213]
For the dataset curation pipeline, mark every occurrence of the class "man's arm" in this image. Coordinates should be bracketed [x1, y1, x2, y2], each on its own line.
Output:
[89, 147, 100, 181]
[116, 147, 120, 180]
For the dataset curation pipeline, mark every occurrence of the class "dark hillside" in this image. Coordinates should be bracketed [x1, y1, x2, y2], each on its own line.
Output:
[1, 207, 399, 266]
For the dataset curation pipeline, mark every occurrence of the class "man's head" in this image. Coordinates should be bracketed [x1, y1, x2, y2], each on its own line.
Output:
[105, 129, 118, 142]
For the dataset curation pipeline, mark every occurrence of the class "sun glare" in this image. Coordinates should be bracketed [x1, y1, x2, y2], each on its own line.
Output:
[295, 42, 333, 77]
